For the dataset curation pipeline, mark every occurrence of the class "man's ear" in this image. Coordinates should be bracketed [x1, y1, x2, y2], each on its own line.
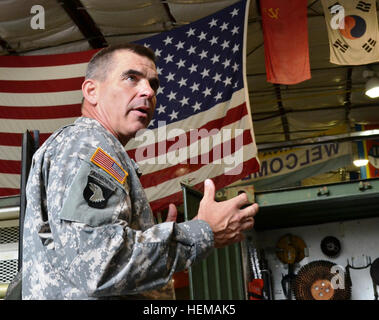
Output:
[82, 79, 98, 105]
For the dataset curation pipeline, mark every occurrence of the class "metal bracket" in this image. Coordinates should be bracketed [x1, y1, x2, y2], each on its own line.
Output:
[180, 178, 196, 188]
[317, 186, 330, 196]
[359, 181, 372, 191]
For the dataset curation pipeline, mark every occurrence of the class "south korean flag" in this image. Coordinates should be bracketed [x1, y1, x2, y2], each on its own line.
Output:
[321, 0, 379, 65]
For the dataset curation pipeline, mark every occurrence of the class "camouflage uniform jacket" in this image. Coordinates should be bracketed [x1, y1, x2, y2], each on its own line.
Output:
[22, 117, 214, 299]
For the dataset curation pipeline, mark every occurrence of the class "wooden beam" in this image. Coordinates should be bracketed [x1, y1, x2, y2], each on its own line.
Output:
[344, 67, 353, 125]
[58, 0, 107, 49]
[274, 84, 290, 140]
[160, 0, 177, 24]
[253, 102, 379, 121]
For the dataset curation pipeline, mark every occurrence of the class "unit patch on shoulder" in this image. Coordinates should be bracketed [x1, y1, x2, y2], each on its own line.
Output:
[83, 174, 115, 209]
[90, 147, 128, 184]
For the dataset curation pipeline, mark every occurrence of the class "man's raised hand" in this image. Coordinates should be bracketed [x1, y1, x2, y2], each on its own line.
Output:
[196, 179, 258, 248]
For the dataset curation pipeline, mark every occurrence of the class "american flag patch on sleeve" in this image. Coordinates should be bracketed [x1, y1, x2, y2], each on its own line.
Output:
[90, 147, 128, 184]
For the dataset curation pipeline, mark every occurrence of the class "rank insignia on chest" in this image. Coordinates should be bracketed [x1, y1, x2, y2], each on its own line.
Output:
[90, 147, 128, 184]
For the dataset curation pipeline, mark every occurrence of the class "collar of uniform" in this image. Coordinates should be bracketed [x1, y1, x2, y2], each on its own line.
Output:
[74, 117, 126, 153]
[74, 117, 142, 181]
[131, 159, 143, 177]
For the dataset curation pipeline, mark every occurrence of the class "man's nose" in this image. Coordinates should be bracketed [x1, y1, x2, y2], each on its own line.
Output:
[139, 79, 155, 99]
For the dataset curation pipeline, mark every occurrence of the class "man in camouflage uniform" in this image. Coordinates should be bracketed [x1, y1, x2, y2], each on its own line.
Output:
[20, 44, 258, 299]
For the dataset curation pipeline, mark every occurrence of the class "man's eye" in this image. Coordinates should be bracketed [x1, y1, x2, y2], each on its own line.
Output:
[150, 80, 159, 93]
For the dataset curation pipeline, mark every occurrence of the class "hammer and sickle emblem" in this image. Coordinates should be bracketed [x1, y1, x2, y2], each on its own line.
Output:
[266, 7, 279, 19]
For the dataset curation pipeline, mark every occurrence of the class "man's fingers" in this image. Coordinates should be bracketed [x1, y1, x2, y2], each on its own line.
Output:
[165, 203, 178, 222]
[230, 192, 249, 208]
[230, 233, 245, 245]
[199, 183, 258, 249]
[214, 233, 244, 248]
[240, 217, 255, 231]
[239, 203, 259, 220]
[202, 179, 216, 202]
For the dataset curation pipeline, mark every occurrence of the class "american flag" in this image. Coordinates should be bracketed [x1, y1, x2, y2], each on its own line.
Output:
[0, 0, 259, 212]
[91, 147, 128, 185]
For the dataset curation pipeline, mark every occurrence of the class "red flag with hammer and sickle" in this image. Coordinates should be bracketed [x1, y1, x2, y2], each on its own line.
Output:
[260, 0, 311, 84]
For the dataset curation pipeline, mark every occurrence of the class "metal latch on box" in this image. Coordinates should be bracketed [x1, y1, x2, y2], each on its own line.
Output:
[358, 181, 372, 191]
[317, 186, 330, 196]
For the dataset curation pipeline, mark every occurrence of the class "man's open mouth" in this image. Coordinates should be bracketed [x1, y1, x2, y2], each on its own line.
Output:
[133, 106, 149, 116]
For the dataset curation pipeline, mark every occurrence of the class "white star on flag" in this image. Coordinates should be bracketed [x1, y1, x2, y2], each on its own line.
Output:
[0, 0, 259, 212]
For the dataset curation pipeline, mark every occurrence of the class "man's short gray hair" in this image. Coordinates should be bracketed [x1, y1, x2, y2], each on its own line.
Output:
[85, 43, 156, 81]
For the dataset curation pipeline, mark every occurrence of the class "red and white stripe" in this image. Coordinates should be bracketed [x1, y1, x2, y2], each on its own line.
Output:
[129, 89, 259, 211]
[0, 40, 259, 212]
[0, 50, 97, 196]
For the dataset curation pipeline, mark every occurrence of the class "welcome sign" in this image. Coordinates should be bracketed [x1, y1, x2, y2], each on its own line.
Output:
[227, 142, 352, 191]
[252, 143, 350, 179]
